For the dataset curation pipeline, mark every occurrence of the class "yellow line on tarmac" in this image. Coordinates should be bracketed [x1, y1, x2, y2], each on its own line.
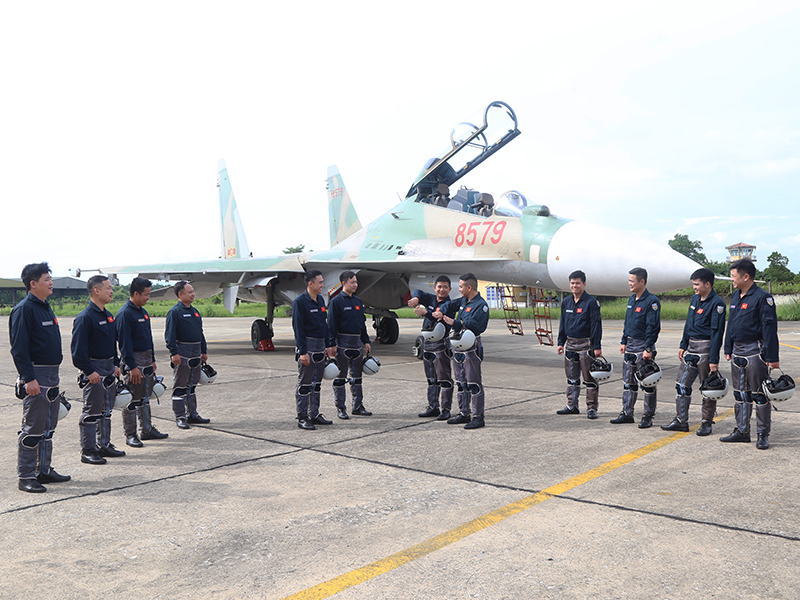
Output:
[780, 342, 800, 352]
[281, 408, 735, 600]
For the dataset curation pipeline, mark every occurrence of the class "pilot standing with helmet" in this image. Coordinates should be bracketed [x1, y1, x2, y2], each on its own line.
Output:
[408, 275, 457, 420]
[328, 271, 373, 419]
[661, 268, 726, 435]
[72, 275, 124, 464]
[433, 273, 489, 429]
[556, 270, 603, 419]
[721, 258, 780, 449]
[10, 262, 70, 493]
[293, 270, 335, 430]
[611, 267, 661, 428]
[116, 276, 169, 446]
[165, 281, 209, 430]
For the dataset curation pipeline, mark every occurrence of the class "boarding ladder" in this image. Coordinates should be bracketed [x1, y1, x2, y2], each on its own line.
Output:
[495, 284, 524, 336]
[530, 287, 554, 346]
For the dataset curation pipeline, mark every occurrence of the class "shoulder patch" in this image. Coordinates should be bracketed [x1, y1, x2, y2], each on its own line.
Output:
[651, 303, 659, 311]
[767, 297, 774, 306]
[717, 305, 724, 314]
[483, 305, 488, 312]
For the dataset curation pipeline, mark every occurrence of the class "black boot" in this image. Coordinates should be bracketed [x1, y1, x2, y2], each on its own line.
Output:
[696, 420, 713, 436]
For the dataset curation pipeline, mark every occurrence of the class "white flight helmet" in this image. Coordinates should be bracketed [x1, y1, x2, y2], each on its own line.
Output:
[635, 360, 662, 387]
[450, 329, 476, 351]
[588, 356, 614, 381]
[152, 375, 167, 399]
[323, 359, 340, 380]
[422, 322, 446, 342]
[57, 394, 71, 421]
[699, 371, 729, 400]
[762, 370, 795, 402]
[363, 354, 381, 375]
[114, 381, 133, 410]
[199, 363, 218, 384]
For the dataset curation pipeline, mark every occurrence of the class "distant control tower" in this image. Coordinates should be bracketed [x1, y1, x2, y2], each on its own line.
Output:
[725, 242, 757, 263]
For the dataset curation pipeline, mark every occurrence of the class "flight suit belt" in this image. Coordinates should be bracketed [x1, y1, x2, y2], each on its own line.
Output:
[90, 357, 115, 376]
[732, 340, 761, 356]
[336, 333, 362, 349]
[32, 365, 59, 388]
[177, 341, 201, 358]
[565, 337, 591, 352]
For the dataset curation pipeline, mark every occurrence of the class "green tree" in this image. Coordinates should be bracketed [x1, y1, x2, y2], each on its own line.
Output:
[762, 251, 794, 282]
[704, 259, 729, 276]
[283, 244, 306, 254]
[668, 234, 708, 264]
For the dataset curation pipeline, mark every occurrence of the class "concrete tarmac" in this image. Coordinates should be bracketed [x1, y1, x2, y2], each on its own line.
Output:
[1, 316, 799, 600]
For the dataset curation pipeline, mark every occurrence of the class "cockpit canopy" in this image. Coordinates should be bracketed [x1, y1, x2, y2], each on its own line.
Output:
[406, 101, 520, 201]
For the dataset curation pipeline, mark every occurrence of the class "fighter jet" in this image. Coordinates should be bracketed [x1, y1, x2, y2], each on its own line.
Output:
[97, 100, 699, 349]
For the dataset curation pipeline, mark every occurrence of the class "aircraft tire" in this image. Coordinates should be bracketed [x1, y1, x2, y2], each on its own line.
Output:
[412, 335, 424, 360]
[377, 317, 399, 345]
[251, 319, 270, 350]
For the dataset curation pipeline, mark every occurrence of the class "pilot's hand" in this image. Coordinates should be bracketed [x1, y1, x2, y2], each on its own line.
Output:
[725, 354, 731, 361]
[643, 350, 653, 361]
[431, 310, 442, 320]
[171, 354, 181, 366]
[413, 306, 427, 317]
[557, 346, 564, 355]
[201, 354, 208, 362]
[364, 343, 371, 355]
[327, 346, 337, 358]
[152, 362, 157, 373]
[300, 353, 311, 366]
[88, 372, 102, 385]
[25, 379, 41, 397]
[594, 349, 603, 358]
[129, 367, 143, 385]
[678, 348, 685, 361]
[767, 361, 780, 370]
[407, 298, 419, 308]
[709, 363, 718, 372]
[442, 316, 454, 325]
[114, 366, 121, 378]
[620, 345, 626, 355]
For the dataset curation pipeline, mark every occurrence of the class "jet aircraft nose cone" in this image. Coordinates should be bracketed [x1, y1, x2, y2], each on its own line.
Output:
[547, 221, 701, 296]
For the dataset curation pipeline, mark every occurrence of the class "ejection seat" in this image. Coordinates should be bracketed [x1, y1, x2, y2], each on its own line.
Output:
[471, 193, 494, 217]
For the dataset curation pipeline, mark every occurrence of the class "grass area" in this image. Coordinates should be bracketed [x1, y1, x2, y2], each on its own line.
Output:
[5, 297, 800, 321]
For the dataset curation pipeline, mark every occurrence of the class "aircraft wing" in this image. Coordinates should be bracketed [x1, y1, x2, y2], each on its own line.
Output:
[99, 254, 307, 312]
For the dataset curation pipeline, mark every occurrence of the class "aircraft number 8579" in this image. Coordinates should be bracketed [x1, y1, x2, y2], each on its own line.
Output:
[454, 220, 507, 247]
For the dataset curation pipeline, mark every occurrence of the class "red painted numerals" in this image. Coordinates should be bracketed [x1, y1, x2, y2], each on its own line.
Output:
[330, 187, 344, 198]
[454, 220, 506, 247]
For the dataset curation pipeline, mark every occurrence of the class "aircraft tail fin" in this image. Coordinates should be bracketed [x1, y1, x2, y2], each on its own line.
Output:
[218, 159, 251, 260]
[327, 165, 362, 247]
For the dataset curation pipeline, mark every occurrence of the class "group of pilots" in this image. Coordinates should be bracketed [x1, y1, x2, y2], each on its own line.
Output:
[8, 257, 788, 494]
[554, 260, 784, 452]
[10, 264, 209, 493]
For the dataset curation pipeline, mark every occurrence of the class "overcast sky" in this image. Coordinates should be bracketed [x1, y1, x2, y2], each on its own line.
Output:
[2, 0, 799, 281]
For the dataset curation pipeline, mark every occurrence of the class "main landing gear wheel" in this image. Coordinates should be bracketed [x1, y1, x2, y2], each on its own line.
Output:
[375, 317, 399, 345]
[412, 335, 424, 360]
[251, 319, 274, 351]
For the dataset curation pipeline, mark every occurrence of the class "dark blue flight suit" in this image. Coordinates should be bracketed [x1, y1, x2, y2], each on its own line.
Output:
[165, 301, 207, 426]
[117, 299, 166, 440]
[723, 284, 779, 440]
[328, 292, 371, 415]
[441, 293, 489, 424]
[618, 289, 661, 424]
[671, 290, 726, 430]
[9, 293, 64, 481]
[557, 291, 603, 414]
[412, 290, 456, 417]
[292, 291, 330, 423]
[72, 301, 121, 454]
